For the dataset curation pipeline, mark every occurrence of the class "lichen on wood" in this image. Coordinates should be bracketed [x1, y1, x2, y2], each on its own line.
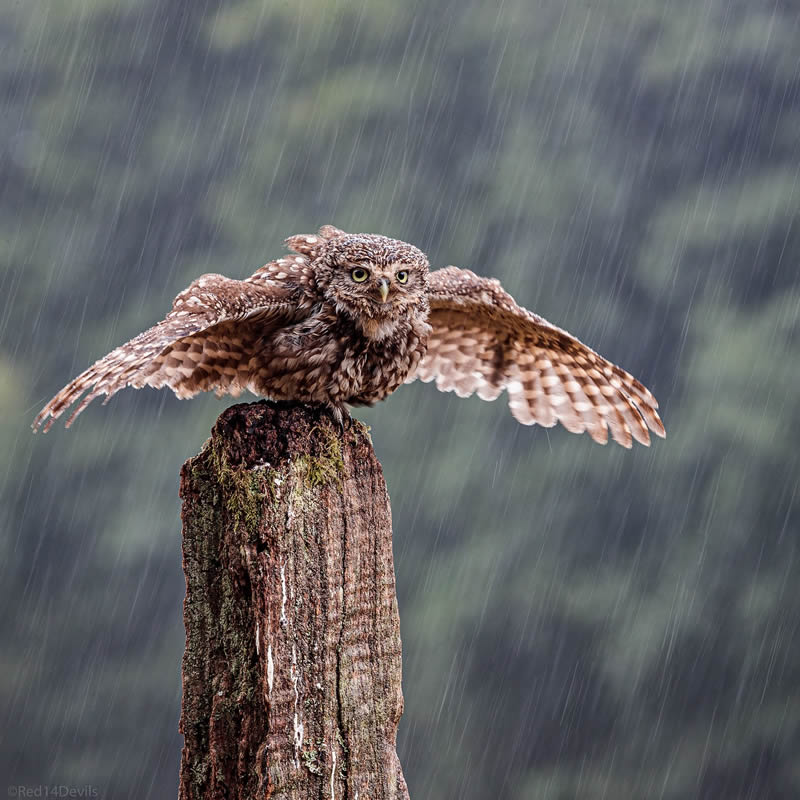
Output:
[179, 401, 408, 800]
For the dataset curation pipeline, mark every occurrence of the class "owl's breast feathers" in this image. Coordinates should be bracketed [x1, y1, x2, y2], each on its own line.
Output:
[257, 304, 430, 407]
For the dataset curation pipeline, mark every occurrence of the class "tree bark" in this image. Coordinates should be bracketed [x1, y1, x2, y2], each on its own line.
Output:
[178, 402, 408, 800]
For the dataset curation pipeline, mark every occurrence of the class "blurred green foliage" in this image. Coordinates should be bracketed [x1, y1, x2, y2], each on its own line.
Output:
[2, 0, 798, 797]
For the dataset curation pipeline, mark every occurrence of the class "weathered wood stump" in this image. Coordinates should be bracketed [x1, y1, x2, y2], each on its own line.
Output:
[178, 402, 408, 800]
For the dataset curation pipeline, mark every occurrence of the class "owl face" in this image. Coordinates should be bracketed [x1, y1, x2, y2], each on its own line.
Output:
[319, 233, 429, 332]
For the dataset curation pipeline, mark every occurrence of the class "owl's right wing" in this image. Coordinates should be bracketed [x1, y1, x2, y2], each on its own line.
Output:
[33, 267, 312, 433]
[409, 266, 665, 448]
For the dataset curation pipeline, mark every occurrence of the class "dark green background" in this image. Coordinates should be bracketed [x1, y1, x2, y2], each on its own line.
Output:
[2, 1, 799, 797]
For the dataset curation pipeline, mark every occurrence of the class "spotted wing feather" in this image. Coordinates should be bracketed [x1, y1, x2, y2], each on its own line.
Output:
[410, 266, 665, 448]
[33, 271, 307, 433]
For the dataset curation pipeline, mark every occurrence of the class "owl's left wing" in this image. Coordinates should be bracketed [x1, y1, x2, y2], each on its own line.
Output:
[408, 266, 665, 448]
[32, 272, 308, 433]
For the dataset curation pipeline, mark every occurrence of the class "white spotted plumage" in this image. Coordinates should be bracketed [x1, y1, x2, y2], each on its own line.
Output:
[33, 225, 665, 448]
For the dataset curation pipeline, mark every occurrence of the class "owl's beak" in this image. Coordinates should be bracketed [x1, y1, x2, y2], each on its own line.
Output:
[378, 278, 390, 303]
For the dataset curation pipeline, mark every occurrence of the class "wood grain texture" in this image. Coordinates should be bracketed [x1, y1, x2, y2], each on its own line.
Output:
[179, 402, 408, 800]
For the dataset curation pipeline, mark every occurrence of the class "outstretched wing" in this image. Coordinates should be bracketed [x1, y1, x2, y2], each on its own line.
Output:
[33, 269, 310, 433]
[409, 266, 665, 448]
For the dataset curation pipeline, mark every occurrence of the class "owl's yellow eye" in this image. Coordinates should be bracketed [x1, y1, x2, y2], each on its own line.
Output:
[351, 268, 369, 283]
[396, 270, 409, 284]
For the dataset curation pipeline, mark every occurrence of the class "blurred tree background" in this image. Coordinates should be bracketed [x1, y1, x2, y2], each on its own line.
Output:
[2, 0, 799, 797]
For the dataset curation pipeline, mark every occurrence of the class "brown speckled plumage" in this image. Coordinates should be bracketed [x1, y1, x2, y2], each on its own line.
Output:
[33, 225, 665, 447]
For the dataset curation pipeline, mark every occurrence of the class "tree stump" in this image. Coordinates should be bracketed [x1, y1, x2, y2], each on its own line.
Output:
[178, 402, 408, 800]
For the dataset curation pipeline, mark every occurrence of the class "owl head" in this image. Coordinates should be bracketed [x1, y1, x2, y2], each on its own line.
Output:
[290, 226, 429, 337]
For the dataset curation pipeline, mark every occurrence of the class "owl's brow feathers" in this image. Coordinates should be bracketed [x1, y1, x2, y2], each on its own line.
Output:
[33, 225, 664, 448]
[323, 233, 427, 268]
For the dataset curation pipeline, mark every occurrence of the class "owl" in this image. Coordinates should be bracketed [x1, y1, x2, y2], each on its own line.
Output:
[33, 225, 665, 448]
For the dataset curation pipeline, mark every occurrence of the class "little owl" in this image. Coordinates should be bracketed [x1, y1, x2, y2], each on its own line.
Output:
[33, 225, 665, 447]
